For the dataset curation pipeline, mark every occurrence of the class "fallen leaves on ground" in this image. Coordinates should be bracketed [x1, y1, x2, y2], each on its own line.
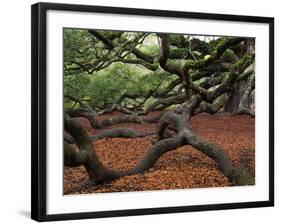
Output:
[64, 112, 255, 195]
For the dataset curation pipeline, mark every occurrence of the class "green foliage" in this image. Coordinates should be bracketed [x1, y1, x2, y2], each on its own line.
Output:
[222, 49, 236, 62]
[64, 29, 95, 69]
[231, 53, 254, 72]
[208, 37, 227, 50]
[63, 28, 253, 112]
[139, 44, 159, 56]
[64, 61, 175, 109]
[63, 29, 179, 110]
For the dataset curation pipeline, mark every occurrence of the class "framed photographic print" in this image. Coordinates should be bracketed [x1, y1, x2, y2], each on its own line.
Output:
[31, 2, 274, 222]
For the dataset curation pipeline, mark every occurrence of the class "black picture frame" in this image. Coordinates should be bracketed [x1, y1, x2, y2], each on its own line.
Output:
[31, 2, 274, 222]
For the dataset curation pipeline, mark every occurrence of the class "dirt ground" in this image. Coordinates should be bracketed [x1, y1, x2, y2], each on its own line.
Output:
[64, 112, 255, 194]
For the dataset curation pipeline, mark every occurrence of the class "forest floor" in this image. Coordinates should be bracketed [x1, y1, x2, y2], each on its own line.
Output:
[64, 112, 255, 195]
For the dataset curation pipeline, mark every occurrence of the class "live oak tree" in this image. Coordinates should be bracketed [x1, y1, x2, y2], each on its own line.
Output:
[64, 29, 255, 186]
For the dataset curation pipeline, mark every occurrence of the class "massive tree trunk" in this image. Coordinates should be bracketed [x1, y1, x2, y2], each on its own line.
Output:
[224, 78, 255, 116]
[236, 73, 255, 116]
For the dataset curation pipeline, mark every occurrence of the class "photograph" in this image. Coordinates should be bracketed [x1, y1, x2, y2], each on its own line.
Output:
[63, 29, 256, 195]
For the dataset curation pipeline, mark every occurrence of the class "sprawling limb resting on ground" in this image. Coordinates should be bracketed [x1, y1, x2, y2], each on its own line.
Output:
[65, 108, 160, 129]
[89, 128, 154, 141]
[64, 111, 254, 185]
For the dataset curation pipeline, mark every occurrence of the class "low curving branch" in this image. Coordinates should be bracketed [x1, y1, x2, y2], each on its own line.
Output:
[65, 111, 254, 185]
[89, 128, 154, 141]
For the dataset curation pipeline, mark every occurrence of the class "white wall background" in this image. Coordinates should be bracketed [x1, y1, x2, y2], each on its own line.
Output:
[0, 0, 279, 223]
